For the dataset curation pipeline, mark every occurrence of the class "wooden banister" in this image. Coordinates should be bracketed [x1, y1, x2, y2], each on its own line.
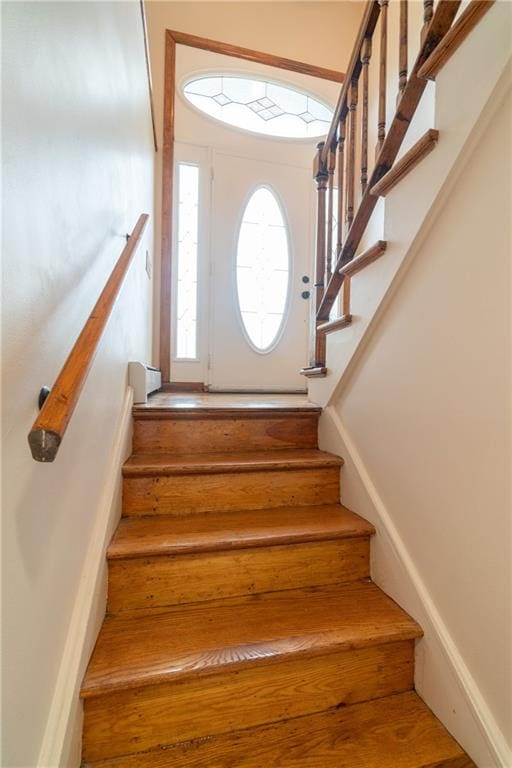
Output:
[418, 0, 495, 81]
[314, 0, 461, 324]
[321, 0, 381, 165]
[28, 214, 150, 462]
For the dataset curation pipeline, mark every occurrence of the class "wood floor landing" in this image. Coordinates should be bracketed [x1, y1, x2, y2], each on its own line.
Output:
[135, 392, 320, 412]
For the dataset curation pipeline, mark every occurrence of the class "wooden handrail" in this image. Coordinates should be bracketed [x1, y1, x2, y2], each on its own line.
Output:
[28, 214, 150, 462]
[418, 0, 495, 81]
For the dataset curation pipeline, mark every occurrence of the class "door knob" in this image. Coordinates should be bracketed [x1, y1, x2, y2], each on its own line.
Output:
[301, 290, 310, 299]
[302, 275, 310, 283]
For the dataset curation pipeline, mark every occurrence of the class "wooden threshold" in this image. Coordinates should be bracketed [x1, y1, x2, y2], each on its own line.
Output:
[317, 314, 352, 334]
[160, 382, 208, 393]
[370, 131, 439, 197]
[340, 241, 387, 279]
[418, 0, 496, 81]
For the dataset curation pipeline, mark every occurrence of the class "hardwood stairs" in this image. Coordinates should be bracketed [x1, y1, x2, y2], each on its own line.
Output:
[81, 394, 475, 767]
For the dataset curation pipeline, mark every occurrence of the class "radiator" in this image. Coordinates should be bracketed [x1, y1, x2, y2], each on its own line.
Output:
[128, 362, 162, 404]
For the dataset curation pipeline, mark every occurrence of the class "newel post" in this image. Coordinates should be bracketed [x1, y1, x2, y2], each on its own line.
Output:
[312, 141, 329, 367]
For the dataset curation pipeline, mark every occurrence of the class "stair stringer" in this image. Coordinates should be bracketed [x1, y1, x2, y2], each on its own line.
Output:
[307, 1, 512, 409]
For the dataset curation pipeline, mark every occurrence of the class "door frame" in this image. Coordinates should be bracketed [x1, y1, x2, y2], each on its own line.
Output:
[159, 28, 345, 384]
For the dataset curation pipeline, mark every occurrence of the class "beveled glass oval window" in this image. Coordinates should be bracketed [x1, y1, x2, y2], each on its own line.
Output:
[236, 187, 290, 352]
[183, 74, 333, 139]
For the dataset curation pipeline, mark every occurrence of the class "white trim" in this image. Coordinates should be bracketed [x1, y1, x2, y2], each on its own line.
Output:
[37, 387, 134, 768]
[323, 404, 511, 768]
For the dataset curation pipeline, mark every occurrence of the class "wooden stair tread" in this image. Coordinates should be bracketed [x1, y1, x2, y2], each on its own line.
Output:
[85, 691, 472, 768]
[123, 448, 343, 477]
[81, 581, 422, 697]
[108, 504, 375, 559]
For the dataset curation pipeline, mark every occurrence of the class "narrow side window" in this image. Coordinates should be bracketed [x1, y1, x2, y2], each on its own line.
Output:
[176, 163, 199, 359]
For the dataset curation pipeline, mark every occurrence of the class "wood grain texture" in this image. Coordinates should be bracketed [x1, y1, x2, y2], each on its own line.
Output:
[398, 0, 409, 98]
[418, 0, 495, 80]
[82, 581, 422, 697]
[159, 31, 175, 383]
[313, 141, 328, 366]
[135, 392, 319, 411]
[108, 505, 375, 558]
[123, 449, 343, 477]
[370, 129, 439, 197]
[108, 537, 371, 611]
[132, 413, 319, 454]
[168, 29, 346, 83]
[340, 240, 387, 278]
[85, 691, 474, 768]
[27, 215, 149, 462]
[123, 465, 341, 516]
[376, 0, 389, 156]
[317, 314, 352, 334]
[82, 641, 415, 762]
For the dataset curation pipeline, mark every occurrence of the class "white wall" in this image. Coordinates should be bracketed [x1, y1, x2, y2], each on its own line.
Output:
[321, 81, 511, 767]
[2, 3, 154, 766]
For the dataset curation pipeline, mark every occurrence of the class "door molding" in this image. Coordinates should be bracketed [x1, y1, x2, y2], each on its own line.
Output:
[159, 29, 345, 382]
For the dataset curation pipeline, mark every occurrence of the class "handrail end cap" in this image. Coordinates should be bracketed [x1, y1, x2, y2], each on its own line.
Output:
[28, 429, 61, 463]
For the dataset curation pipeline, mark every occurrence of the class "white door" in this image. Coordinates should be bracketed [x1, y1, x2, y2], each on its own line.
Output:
[171, 144, 313, 390]
[208, 152, 313, 391]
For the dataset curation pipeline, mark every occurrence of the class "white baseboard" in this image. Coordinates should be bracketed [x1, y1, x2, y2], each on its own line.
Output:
[37, 387, 134, 768]
[320, 405, 511, 768]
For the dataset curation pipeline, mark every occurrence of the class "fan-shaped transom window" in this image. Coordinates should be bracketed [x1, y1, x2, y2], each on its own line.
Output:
[236, 187, 290, 352]
[183, 75, 333, 139]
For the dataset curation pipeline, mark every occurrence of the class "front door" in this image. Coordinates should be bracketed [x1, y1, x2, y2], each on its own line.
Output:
[171, 143, 313, 391]
[208, 152, 313, 391]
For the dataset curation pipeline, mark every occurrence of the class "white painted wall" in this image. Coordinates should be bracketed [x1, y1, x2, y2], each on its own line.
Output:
[2, 3, 154, 766]
[314, 4, 512, 763]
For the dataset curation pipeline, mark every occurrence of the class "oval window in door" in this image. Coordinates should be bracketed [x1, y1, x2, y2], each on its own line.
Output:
[236, 186, 290, 352]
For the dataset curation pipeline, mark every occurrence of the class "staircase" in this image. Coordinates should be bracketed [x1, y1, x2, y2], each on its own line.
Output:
[80, 393, 474, 767]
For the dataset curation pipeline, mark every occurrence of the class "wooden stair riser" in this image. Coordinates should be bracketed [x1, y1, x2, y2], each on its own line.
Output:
[82, 639, 415, 762]
[108, 537, 371, 612]
[133, 413, 320, 454]
[123, 466, 341, 516]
